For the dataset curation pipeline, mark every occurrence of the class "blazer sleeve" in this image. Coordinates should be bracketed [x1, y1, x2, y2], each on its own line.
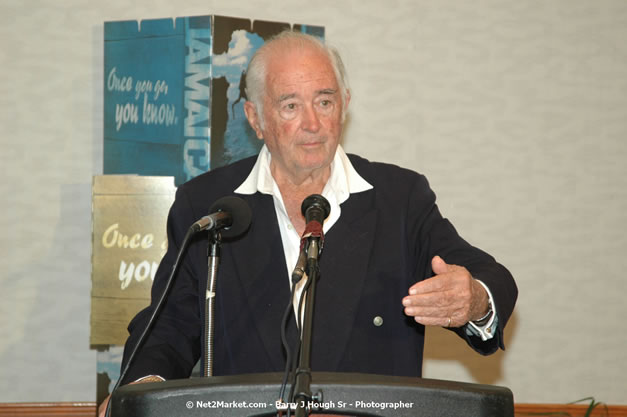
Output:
[406, 172, 518, 355]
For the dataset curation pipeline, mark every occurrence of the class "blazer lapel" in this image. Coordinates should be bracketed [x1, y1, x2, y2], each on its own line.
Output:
[223, 193, 293, 370]
[313, 189, 377, 371]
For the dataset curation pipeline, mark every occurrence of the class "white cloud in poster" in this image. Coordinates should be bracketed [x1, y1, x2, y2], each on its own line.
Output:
[213, 30, 256, 71]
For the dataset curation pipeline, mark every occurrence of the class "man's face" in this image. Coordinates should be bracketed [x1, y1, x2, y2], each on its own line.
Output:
[246, 46, 348, 181]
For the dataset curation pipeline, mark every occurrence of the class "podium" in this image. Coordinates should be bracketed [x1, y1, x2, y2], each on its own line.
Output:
[110, 372, 513, 417]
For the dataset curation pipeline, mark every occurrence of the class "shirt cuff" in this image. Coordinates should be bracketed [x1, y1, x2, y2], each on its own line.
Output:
[465, 280, 498, 341]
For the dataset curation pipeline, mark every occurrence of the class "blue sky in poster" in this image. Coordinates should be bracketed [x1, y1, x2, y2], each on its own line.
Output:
[212, 30, 265, 166]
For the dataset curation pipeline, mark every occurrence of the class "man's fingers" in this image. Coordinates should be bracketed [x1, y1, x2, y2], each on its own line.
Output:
[408, 271, 462, 295]
[403, 295, 465, 318]
[408, 256, 465, 295]
[404, 258, 477, 327]
[412, 315, 454, 327]
[409, 275, 449, 295]
[403, 290, 457, 308]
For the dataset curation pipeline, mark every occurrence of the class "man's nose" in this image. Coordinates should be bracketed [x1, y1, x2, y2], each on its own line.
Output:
[301, 104, 321, 133]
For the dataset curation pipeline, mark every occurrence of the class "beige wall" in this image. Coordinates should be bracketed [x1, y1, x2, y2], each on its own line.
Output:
[1, 0, 626, 404]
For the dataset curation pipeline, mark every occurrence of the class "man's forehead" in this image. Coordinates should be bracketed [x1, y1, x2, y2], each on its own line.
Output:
[268, 44, 335, 70]
[268, 77, 339, 103]
[277, 87, 337, 102]
[265, 49, 338, 97]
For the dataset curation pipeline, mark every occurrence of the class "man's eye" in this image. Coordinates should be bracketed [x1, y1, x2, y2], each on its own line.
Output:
[319, 99, 336, 109]
[285, 103, 297, 110]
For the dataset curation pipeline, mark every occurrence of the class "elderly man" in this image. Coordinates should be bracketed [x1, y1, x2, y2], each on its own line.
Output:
[100, 30, 517, 416]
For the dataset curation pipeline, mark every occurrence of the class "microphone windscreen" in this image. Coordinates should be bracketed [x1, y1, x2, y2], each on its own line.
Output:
[301, 194, 331, 223]
[209, 196, 252, 238]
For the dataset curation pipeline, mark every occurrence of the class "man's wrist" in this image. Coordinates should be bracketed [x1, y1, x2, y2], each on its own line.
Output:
[470, 279, 491, 322]
[472, 303, 493, 326]
[465, 280, 498, 341]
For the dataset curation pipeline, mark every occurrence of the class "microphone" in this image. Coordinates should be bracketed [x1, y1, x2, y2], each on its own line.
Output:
[291, 195, 331, 284]
[301, 194, 331, 249]
[302, 194, 331, 227]
[191, 196, 252, 238]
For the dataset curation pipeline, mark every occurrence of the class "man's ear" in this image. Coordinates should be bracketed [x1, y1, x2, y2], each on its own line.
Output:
[244, 101, 264, 140]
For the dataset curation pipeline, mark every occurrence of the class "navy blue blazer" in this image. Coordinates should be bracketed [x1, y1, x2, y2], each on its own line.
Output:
[121, 154, 517, 384]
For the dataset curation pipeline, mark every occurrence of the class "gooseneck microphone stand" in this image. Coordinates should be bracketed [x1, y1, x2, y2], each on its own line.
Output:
[204, 229, 221, 377]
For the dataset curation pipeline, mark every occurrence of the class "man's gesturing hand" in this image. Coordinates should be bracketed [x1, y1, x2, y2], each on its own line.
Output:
[402, 256, 489, 328]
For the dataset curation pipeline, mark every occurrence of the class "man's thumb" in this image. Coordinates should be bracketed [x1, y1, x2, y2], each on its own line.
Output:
[431, 255, 449, 275]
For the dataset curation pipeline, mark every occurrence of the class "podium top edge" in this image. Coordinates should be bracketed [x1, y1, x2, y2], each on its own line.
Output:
[120, 372, 512, 396]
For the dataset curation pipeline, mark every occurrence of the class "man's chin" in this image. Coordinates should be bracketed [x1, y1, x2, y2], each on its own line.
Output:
[298, 155, 333, 172]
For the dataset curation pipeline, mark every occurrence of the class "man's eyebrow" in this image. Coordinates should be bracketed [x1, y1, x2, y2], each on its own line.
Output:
[278, 93, 297, 103]
[317, 88, 337, 95]
[277, 89, 338, 103]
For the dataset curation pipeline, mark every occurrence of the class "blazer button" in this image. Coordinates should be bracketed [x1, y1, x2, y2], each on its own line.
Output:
[373, 316, 383, 327]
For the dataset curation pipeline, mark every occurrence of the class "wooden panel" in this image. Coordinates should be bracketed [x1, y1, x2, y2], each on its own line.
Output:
[515, 403, 627, 417]
[90, 175, 175, 345]
[0, 402, 96, 416]
[90, 297, 150, 345]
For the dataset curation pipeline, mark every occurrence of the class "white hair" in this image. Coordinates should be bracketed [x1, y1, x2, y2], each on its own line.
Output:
[245, 30, 350, 127]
